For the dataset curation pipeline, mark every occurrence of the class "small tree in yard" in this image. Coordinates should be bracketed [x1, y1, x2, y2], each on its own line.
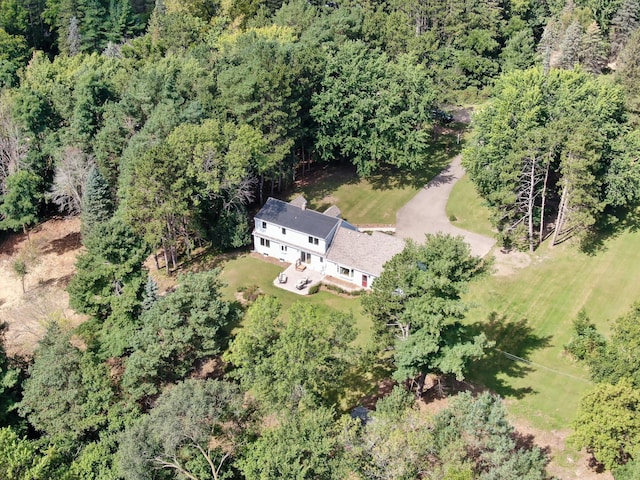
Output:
[12, 259, 26, 293]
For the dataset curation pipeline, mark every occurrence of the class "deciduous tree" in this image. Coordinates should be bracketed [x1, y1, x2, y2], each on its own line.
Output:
[312, 41, 436, 176]
[240, 407, 347, 480]
[118, 379, 248, 480]
[226, 299, 356, 410]
[570, 379, 640, 471]
[362, 234, 489, 396]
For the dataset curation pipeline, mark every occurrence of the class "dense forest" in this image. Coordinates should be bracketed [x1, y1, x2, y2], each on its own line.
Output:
[1, 0, 640, 478]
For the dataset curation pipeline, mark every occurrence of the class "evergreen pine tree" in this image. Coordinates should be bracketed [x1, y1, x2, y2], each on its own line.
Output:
[560, 20, 583, 69]
[610, 0, 640, 58]
[581, 21, 608, 73]
[67, 16, 81, 55]
[141, 275, 159, 311]
[106, 0, 137, 44]
[80, 166, 113, 240]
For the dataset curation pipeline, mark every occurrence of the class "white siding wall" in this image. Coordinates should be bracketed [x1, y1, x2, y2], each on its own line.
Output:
[253, 236, 328, 274]
[325, 261, 376, 289]
[254, 219, 329, 255]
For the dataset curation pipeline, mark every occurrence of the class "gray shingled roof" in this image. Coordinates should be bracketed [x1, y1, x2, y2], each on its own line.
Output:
[255, 197, 341, 239]
[323, 205, 341, 218]
[327, 227, 406, 276]
[289, 195, 307, 209]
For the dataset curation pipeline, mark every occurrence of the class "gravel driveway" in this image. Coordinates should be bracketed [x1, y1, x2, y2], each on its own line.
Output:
[396, 155, 496, 257]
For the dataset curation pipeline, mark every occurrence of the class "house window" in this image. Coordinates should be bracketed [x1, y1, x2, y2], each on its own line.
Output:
[261, 221, 267, 229]
[319, 257, 323, 263]
[282, 227, 286, 235]
[260, 238, 270, 248]
[281, 245, 287, 252]
[339, 266, 353, 278]
[308, 236, 319, 245]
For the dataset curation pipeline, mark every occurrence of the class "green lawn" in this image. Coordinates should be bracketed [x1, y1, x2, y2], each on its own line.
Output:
[218, 254, 372, 346]
[447, 169, 640, 436]
[446, 174, 495, 237]
[462, 223, 640, 431]
[288, 134, 460, 225]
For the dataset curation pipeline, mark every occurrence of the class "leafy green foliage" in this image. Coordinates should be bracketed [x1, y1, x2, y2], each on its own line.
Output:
[121, 270, 234, 401]
[118, 379, 247, 480]
[433, 392, 548, 479]
[346, 387, 434, 479]
[570, 379, 640, 471]
[589, 303, 640, 386]
[141, 275, 159, 311]
[0, 170, 41, 233]
[0, 324, 21, 428]
[362, 234, 489, 388]
[226, 298, 357, 410]
[239, 407, 347, 480]
[0, 427, 56, 480]
[345, 389, 548, 479]
[464, 67, 632, 249]
[564, 309, 607, 361]
[18, 322, 116, 448]
[68, 216, 148, 324]
[80, 166, 113, 239]
[312, 41, 436, 176]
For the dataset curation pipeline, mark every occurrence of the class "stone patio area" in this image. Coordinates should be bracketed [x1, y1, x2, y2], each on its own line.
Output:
[272, 263, 324, 295]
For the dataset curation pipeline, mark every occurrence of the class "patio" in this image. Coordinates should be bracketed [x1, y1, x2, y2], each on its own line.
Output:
[273, 263, 324, 295]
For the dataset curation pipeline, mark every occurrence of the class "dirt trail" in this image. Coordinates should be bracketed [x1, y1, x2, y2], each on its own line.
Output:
[0, 218, 86, 356]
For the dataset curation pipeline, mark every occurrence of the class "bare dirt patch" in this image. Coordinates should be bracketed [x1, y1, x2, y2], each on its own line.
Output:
[508, 414, 613, 480]
[0, 217, 86, 356]
[493, 249, 533, 276]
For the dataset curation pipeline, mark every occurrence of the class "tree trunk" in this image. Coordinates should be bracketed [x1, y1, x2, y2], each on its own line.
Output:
[162, 239, 170, 274]
[154, 253, 160, 270]
[259, 174, 264, 204]
[171, 245, 177, 270]
[538, 156, 551, 244]
[552, 182, 569, 246]
[527, 156, 536, 252]
[416, 372, 426, 399]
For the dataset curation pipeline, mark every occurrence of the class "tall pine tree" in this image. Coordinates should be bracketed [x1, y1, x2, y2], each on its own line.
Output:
[80, 166, 113, 240]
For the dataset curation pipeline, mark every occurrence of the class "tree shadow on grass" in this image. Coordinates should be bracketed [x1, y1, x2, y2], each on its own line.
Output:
[580, 206, 640, 256]
[287, 163, 360, 210]
[468, 312, 552, 399]
[367, 133, 463, 191]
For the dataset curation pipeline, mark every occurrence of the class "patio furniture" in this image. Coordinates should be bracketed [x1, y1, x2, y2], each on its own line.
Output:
[278, 272, 288, 284]
[295, 277, 309, 290]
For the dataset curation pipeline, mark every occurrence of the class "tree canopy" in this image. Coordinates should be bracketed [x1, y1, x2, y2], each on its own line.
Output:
[362, 234, 490, 395]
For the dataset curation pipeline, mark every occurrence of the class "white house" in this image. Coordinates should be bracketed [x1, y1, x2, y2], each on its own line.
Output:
[253, 196, 405, 289]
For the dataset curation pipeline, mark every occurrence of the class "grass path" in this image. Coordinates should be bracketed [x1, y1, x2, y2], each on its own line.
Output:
[448, 177, 640, 429]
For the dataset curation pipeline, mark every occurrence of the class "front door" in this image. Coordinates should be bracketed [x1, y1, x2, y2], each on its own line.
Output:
[362, 274, 368, 288]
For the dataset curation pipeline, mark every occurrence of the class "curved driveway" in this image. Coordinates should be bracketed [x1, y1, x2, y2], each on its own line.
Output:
[395, 155, 496, 258]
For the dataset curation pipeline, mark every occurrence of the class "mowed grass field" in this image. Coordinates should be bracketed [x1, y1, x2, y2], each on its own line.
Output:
[288, 134, 458, 224]
[449, 177, 640, 430]
[446, 174, 495, 237]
